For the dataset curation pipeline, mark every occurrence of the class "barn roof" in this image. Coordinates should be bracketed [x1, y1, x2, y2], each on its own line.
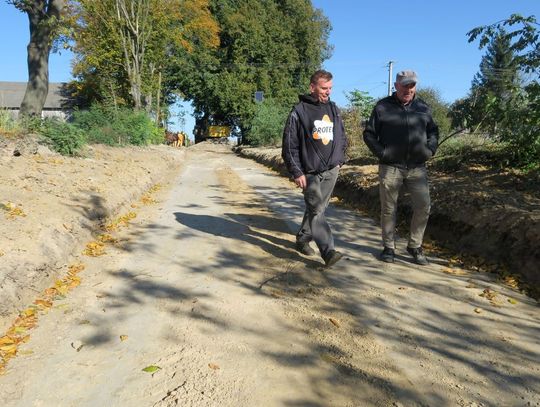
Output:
[0, 81, 68, 109]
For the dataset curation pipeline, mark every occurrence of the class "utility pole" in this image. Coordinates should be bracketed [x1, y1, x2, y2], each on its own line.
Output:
[387, 61, 394, 96]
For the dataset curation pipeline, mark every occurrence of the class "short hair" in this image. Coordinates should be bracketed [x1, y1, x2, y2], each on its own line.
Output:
[310, 70, 333, 84]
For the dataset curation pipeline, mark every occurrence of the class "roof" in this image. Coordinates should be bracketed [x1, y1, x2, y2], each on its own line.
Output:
[0, 81, 68, 110]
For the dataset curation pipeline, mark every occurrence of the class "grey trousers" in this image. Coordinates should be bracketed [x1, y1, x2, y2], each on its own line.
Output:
[379, 164, 431, 249]
[296, 166, 339, 258]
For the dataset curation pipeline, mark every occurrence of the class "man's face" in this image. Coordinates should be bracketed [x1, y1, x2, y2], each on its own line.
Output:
[395, 82, 416, 104]
[310, 78, 332, 103]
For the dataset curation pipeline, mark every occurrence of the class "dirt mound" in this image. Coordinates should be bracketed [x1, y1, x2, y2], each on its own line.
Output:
[236, 147, 540, 295]
[0, 136, 185, 332]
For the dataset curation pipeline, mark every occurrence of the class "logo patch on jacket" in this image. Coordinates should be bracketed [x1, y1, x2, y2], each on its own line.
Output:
[312, 114, 334, 145]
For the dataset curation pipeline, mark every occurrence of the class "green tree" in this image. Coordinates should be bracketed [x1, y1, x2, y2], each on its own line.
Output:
[467, 14, 539, 74]
[470, 30, 521, 133]
[71, 0, 219, 115]
[416, 87, 451, 137]
[169, 0, 332, 142]
[345, 89, 375, 122]
[8, 0, 67, 116]
[466, 14, 539, 166]
[247, 98, 290, 146]
[341, 89, 374, 154]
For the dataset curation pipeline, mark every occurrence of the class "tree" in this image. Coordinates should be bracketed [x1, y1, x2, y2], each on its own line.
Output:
[169, 0, 332, 142]
[467, 14, 539, 75]
[247, 98, 289, 146]
[466, 14, 539, 166]
[470, 30, 521, 133]
[416, 87, 451, 137]
[345, 89, 374, 122]
[8, 0, 67, 116]
[72, 0, 219, 115]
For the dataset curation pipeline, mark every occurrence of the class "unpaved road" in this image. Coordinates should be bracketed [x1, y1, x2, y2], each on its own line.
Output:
[1, 143, 539, 407]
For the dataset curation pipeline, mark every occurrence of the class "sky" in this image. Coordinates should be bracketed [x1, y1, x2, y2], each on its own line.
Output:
[1, 0, 538, 137]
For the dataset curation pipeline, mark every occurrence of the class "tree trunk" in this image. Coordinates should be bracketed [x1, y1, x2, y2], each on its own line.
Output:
[19, 0, 65, 118]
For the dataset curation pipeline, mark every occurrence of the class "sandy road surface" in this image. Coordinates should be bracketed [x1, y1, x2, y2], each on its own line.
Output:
[0, 143, 539, 407]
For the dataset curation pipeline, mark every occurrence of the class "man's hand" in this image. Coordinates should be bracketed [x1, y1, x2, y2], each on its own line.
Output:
[294, 175, 307, 190]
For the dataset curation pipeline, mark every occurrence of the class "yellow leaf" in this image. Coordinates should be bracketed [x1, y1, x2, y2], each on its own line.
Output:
[507, 298, 518, 305]
[0, 336, 16, 346]
[120, 335, 128, 342]
[142, 365, 161, 373]
[0, 344, 18, 356]
[22, 308, 36, 317]
[474, 308, 482, 314]
[208, 363, 220, 370]
[34, 299, 53, 309]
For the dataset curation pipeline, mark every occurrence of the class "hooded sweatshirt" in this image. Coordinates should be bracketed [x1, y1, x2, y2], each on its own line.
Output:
[282, 94, 347, 179]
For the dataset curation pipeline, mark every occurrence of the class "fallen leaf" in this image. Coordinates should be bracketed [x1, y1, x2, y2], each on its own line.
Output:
[329, 318, 340, 328]
[34, 299, 53, 309]
[119, 335, 128, 342]
[474, 308, 482, 314]
[0, 336, 16, 346]
[142, 365, 161, 373]
[507, 298, 518, 305]
[208, 363, 220, 370]
[0, 344, 18, 356]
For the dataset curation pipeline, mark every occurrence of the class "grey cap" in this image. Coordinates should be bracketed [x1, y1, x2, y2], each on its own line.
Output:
[396, 70, 418, 85]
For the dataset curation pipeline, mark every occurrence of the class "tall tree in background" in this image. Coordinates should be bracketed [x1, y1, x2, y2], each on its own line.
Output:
[72, 0, 219, 115]
[469, 30, 520, 133]
[169, 0, 332, 141]
[464, 14, 540, 166]
[8, 0, 67, 116]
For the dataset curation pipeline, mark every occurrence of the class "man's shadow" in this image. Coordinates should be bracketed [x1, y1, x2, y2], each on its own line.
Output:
[173, 212, 322, 268]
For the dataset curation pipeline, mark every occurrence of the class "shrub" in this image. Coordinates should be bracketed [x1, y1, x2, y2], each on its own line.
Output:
[72, 104, 164, 146]
[247, 99, 290, 146]
[38, 118, 86, 156]
[0, 110, 21, 135]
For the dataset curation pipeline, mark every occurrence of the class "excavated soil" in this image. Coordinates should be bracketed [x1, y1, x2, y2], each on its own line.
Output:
[0, 135, 185, 333]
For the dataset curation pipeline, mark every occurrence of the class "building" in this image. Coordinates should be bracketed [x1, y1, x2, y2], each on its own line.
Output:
[0, 81, 70, 119]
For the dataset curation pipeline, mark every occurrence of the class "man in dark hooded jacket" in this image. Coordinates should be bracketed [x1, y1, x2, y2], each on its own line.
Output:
[363, 70, 439, 265]
[282, 70, 348, 267]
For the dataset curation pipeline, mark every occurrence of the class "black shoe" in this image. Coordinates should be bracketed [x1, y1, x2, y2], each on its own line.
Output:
[324, 250, 343, 267]
[407, 246, 429, 265]
[296, 241, 316, 256]
[380, 247, 395, 263]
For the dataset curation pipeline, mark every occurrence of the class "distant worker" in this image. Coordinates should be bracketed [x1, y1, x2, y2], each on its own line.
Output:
[363, 70, 439, 265]
[282, 69, 348, 267]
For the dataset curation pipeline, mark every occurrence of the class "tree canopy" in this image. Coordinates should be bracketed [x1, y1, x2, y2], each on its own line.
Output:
[71, 0, 219, 117]
[167, 0, 332, 140]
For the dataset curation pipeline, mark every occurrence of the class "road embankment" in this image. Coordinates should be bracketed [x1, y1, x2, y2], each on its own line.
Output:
[236, 146, 540, 296]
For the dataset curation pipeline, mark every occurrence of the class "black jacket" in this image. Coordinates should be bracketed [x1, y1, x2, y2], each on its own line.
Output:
[282, 95, 347, 179]
[363, 93, 439, 169]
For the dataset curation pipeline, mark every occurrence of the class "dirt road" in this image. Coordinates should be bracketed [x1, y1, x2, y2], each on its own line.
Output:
[1, 143, 538, 406]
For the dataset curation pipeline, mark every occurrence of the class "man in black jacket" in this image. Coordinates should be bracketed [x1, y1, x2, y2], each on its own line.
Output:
[363, 70, 439, 265]
[282, 70, 348, 267]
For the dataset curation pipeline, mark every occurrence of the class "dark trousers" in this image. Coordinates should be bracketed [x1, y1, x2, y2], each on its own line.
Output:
[296, 166, 339, 258]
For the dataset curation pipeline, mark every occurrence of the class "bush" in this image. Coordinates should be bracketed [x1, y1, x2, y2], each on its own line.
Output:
[0, 110, 21, 134]
[38, 118, 87, 156]
[72, 104, 164, 146]
[247, 99, 290, 146]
